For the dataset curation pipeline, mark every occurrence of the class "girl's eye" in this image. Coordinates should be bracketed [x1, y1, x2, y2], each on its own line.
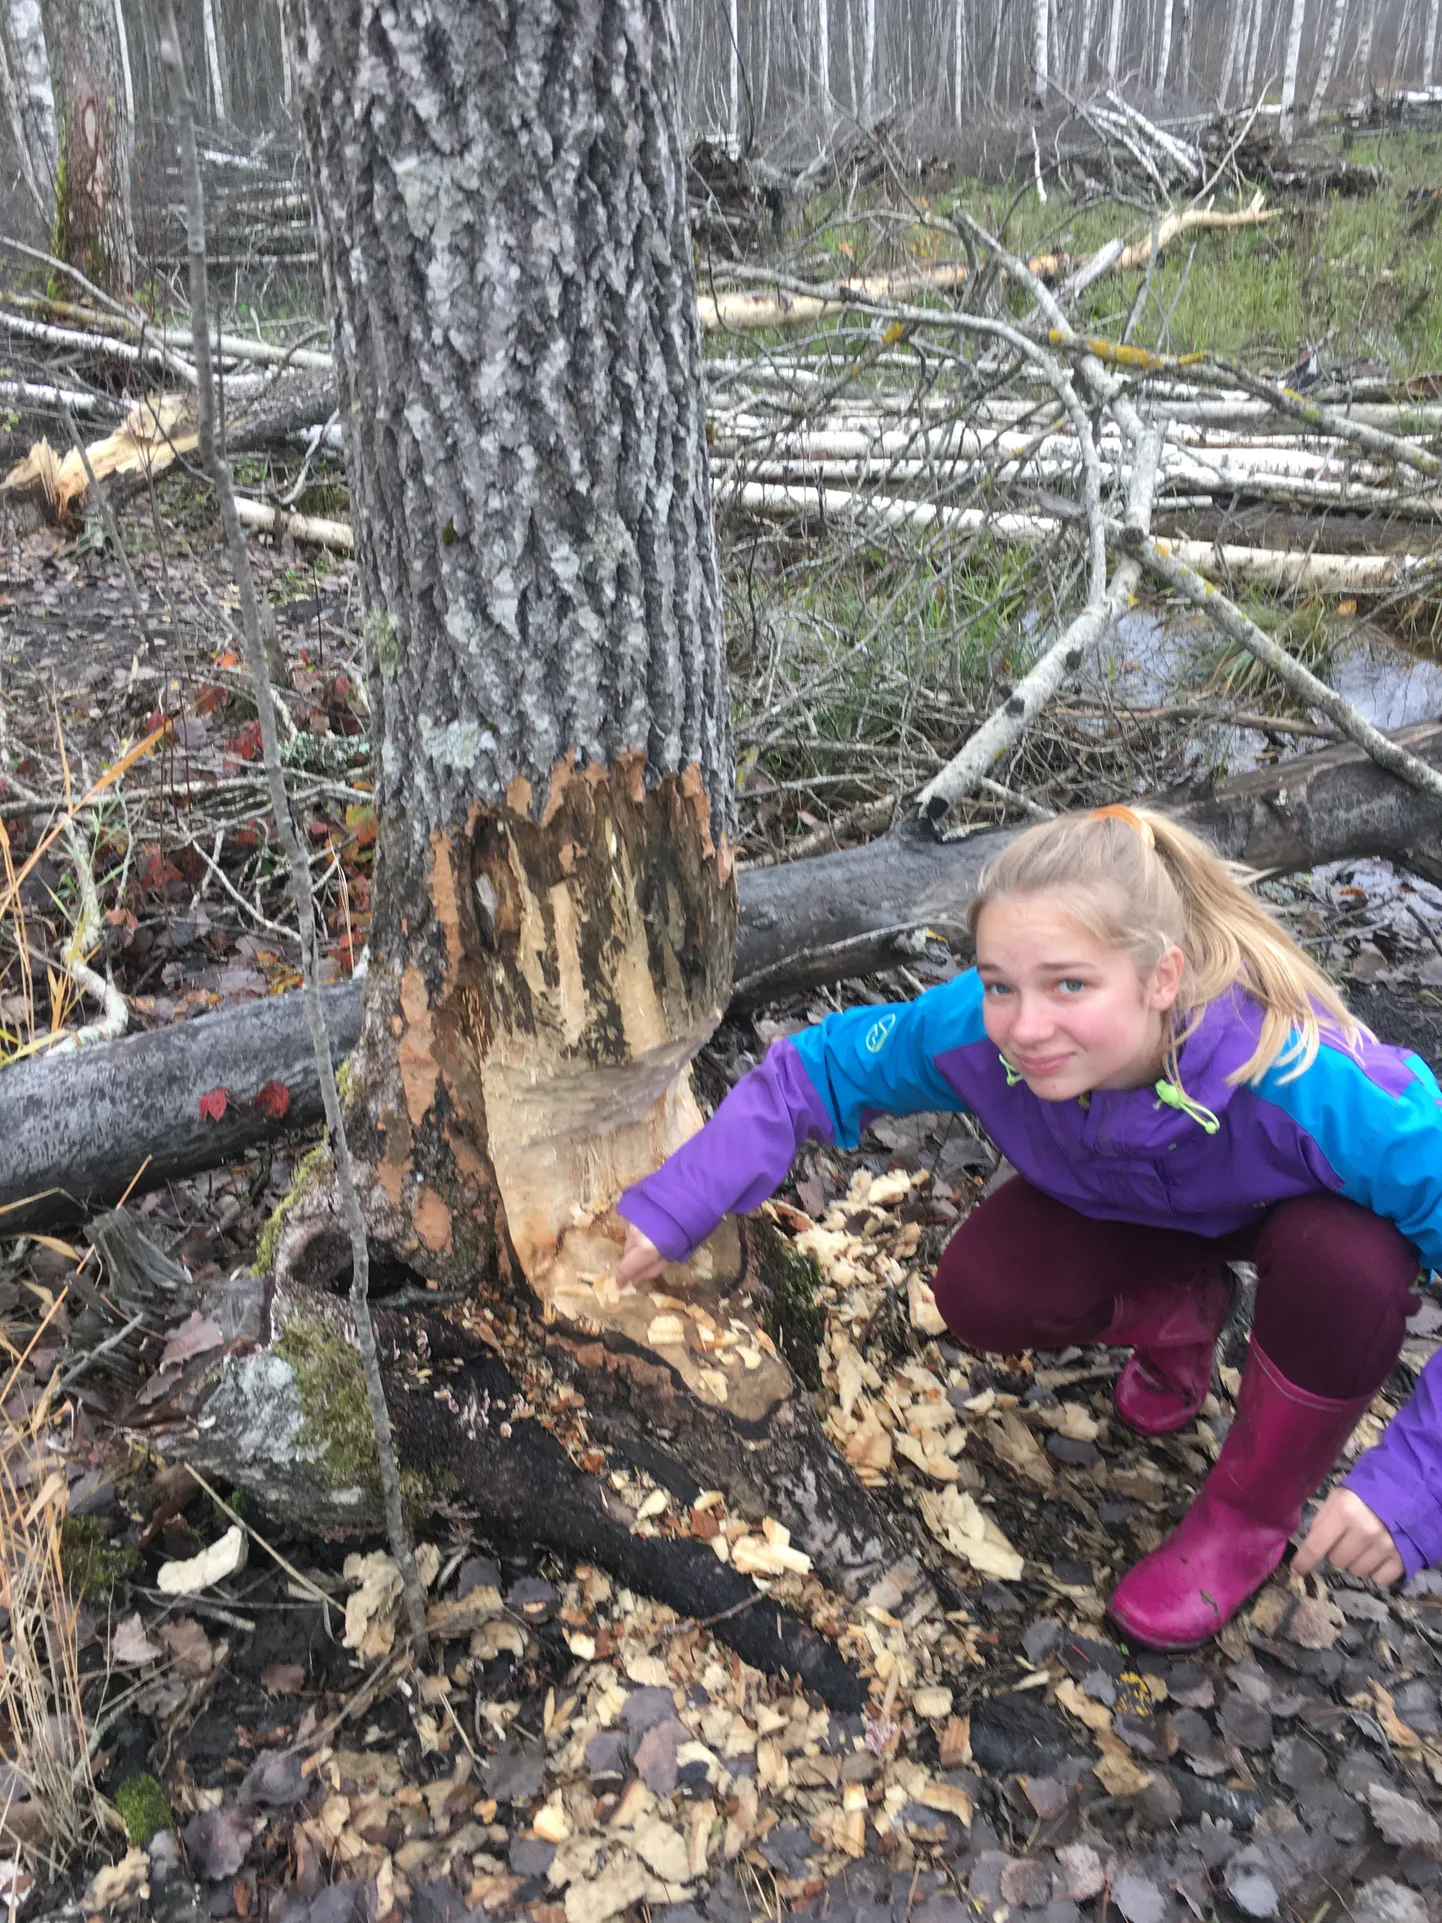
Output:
[983, 981, 1012, 997]
[1057, 978, 1088, 995]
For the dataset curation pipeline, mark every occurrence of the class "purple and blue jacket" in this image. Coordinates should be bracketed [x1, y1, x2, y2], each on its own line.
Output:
[619, 967, 1442, 1578]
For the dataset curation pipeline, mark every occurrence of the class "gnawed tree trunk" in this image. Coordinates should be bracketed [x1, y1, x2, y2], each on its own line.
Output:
[51, 0, 134, 294]
[239, 0, 935, 1662]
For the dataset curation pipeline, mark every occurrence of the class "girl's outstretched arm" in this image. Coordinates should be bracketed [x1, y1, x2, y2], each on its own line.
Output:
[617, 972, 980, 1267]
[1337, 1345, 1442, 1582]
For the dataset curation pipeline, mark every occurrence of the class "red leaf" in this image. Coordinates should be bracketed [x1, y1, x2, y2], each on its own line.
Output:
[198, 1087, 232, 1123]
[253, 1081, 291, 1122]
[224, 719, 264, 762]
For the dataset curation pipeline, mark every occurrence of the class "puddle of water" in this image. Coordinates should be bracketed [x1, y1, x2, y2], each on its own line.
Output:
[1330, 635, 1442, 731]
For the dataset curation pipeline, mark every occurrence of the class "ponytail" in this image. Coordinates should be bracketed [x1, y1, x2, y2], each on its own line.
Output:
[967, 808, 1367, 1085]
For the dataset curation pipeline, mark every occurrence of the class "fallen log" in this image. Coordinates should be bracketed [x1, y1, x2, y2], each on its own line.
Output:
[2, 721, 1440, 1233]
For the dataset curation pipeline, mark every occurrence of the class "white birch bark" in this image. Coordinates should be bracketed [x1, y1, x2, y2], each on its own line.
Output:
[1279, 0, 1307, 139]
[953, 0, 965, 115]
[111, 0, 133, 120]
[862, 0, 876, 120]
[1078, 0, 1099, 81]
[277, 0, 293, 106]
[1155, 0, 1173, 90]
[1031, 0, 1049, 97]
[1105, 0, 1125, 79]
[1426, 0, 1441, 87]
[1356, 0, 1379, 84]
[1218, 0, 1245, 102]
[727, 0, 739, 142]
[1178, 0, 1192, 89]
[5, 0, 55, 206]
[1307, 0, 1348, 117]
[201, 0, 226, 119]
[816, 0, 832, 120]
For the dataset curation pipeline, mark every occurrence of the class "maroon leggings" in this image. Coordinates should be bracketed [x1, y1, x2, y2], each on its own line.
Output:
[931, 1177, 1421, 1400]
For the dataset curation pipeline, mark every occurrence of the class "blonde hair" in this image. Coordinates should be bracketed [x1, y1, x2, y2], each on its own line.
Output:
[966, 806, 1367, 1085]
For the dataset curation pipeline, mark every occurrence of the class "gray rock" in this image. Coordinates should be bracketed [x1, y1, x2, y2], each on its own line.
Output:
[998, 1856, 1052, 1909]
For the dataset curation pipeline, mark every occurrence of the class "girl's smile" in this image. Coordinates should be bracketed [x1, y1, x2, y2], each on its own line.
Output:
[975, 893, 1185, 1102]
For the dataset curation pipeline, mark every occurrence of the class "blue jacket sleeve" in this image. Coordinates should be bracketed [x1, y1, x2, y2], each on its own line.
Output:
[618, 971, 981, 1261]
[1344, 1346, 1442, 1580]
[1257, 1043, 1442, 1274]
[789, 971, 983, 1149]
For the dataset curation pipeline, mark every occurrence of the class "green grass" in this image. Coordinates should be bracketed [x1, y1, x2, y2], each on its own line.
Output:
[748, 127, 1442, 375]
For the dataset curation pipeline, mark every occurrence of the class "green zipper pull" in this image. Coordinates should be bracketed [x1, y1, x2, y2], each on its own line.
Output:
[999, 1052, 1025, 1087]
[1154, 1079, 1220, 1134]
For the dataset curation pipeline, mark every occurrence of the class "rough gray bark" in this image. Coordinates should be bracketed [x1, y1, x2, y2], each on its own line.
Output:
[51, 0, 135, 292]
[5, 720, 1442, 1233]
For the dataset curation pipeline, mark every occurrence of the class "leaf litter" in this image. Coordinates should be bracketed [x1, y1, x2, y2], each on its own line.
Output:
[7, 506, 1442, 1916]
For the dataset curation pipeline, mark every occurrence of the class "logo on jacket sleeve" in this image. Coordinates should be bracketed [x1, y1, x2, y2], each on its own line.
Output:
[865, 1014, 897, 1054]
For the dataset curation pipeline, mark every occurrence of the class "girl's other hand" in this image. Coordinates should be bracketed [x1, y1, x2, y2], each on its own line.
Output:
[1294, 1488, 1404, 1586]
[616, 1222, 666, 1289]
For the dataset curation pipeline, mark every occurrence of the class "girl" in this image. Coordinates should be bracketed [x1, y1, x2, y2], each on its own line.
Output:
[614, 806, 1442, 1650]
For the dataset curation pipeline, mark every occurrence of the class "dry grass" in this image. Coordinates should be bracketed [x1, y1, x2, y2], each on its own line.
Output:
[0, 1288, 112, 1872]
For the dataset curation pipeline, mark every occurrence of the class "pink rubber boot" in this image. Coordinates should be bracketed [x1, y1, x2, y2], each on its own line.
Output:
[1108, 1341, 1374, 1651]
[1101, 1271, 1234, 1436]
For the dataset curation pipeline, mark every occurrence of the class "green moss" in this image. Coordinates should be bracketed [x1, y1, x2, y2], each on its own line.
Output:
[364, 607, 403, 680]
[255, 1140, 333, 1276]
[60, 1516, 141, 1595]
[399, 1465, 459, 1506]
[275, 1308, 379, 1492]
[754, 1220, 826, 1392]
[114, 1774, 171, 1849]
[335, 1058, 353, 1103]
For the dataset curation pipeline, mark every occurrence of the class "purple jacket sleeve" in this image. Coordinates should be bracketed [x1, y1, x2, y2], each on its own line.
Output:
[1343, 1347, 1442, 1580]
[617, 1038, 835, 1263]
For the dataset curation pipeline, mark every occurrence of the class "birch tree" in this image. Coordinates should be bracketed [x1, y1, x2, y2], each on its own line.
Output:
[1, 0, 56, 224]
[1279, 0, 1307, 138]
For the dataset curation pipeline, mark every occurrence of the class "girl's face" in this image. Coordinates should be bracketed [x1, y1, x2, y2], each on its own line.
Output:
[975, 892, 1185, 1102]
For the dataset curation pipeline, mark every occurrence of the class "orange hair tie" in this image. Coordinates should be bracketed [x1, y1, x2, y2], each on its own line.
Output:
[1092, 803, 1156, 850]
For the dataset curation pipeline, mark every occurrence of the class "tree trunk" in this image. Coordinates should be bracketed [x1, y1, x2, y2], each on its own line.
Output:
[1105, 0, 1124, 79]
[1308, 0, 1348, 118]
[1355, 0, 1378, 87]
[1154, 0, 1173, 91]
[2, 0, 56, 222]
[1426, 0, 1440, 87]
[8, 719, 1442, 1234]
[273, 0, 928, 1636]
[1031, 0, 1048, 98]
[51, 0, 134, 294]
[1279, 0, 1307, 140]
[862, 0, 876, 120]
